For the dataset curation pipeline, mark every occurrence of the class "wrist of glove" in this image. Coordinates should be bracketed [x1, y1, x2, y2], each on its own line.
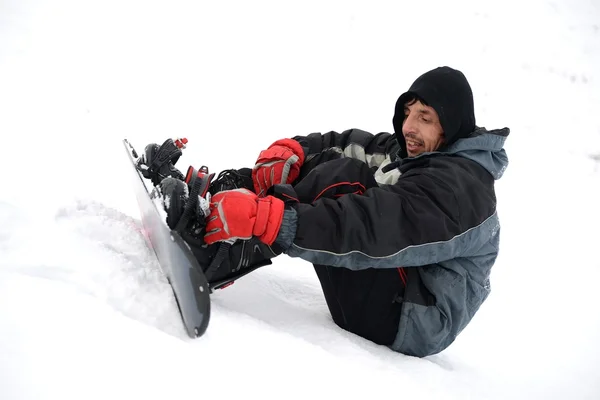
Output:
[204, 189, 285, 246]
[252, 138, 305, 197]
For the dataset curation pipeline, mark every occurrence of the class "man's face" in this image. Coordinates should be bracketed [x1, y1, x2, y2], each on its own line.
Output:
[402, 99, 445, 157]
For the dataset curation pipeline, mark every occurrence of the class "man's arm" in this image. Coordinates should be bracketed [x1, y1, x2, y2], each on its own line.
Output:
[276, 162, 493, 270]
[292, 129, 399, 171]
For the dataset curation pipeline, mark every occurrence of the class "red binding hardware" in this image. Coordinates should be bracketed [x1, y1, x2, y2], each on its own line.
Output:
[174, 137, 188, 149]
[220, 281, 235, 289]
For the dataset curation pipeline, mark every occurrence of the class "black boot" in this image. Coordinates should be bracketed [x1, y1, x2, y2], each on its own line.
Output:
[140, 138, 187, 186]
[158, 164, 213, 233]
[157, 177, 191, 230]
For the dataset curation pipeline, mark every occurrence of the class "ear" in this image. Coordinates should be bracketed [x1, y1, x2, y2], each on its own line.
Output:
[435, 133, 446, 151]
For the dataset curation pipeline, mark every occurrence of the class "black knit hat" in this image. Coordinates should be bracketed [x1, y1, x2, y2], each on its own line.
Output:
[392, 66, 476, 156]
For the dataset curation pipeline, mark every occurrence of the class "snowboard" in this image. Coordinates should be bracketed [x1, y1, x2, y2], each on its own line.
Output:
[123, 138, 211, 338]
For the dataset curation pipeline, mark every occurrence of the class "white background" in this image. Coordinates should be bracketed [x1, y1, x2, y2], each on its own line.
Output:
[1, 0, 599, 399]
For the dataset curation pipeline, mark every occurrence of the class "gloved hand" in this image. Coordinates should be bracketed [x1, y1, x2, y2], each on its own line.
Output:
[204, 189, 284, 246]
[252, 139, 305, 197]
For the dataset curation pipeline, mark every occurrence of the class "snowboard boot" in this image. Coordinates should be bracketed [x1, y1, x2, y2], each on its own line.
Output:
[158, 166, 280, 291]
[139, 138, 187, 186]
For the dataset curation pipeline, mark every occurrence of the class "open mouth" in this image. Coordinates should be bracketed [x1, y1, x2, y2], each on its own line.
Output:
[406, 139, 423, 152]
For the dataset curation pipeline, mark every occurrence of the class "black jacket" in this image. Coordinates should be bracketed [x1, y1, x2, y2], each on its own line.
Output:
[274, 127, 509, 356]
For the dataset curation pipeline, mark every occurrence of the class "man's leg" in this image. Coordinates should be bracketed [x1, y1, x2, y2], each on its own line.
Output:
[314, 264, 404, 345]
[292, 157, 405, 346]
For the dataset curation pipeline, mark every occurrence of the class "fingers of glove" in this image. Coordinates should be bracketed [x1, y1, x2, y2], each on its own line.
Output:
[203, 229, 223, 245]
[252, 168, 267, 196]
[204, 203, 227, 244]
[266, 161, 288, 184]
[205, 199, 228, 235]
[253, 177, 264, 197]
[252, 163, 274, 196]
[205, 229, 249, 245]
[204, 230, 248, 245]
[262, 166, 272, 192]
[253, 164, 279, 197]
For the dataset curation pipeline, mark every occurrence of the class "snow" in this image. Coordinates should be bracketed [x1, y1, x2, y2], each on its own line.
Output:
[1, 0, 599, 399]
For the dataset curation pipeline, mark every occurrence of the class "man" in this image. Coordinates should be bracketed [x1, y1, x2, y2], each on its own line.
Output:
[153, 66, 509, 357]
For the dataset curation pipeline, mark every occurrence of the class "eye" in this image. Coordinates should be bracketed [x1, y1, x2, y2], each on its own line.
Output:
[420, 115, 430, 123]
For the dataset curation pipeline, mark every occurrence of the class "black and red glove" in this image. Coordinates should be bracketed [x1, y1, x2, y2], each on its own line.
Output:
[203, 189, 285, 246]
[252, 139, 305, 197]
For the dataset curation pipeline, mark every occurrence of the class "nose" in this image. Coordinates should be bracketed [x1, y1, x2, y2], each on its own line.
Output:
[402, 113, 417, 135]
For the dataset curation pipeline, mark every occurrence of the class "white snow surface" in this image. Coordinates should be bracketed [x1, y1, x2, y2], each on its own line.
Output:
[1, 0, 600, 399]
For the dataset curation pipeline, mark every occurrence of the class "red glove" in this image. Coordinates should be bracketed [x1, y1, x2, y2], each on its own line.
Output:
[204, 189, 285, 246]
[252, 139, 305, 197]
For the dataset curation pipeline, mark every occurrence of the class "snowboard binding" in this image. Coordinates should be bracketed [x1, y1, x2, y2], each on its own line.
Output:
[138, 138, 188, 186]
[136, 138, 277, 292]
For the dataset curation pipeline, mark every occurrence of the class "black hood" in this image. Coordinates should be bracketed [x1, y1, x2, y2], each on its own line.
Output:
[392, 66, 476, 157]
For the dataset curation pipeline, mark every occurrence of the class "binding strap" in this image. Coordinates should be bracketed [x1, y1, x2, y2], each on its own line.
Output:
[174, 166, 214, 233]
[204, 242, 232, 282]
